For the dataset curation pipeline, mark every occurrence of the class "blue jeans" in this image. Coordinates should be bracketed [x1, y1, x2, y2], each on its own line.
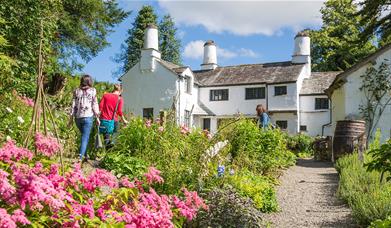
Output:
[75, 117, 93, 160]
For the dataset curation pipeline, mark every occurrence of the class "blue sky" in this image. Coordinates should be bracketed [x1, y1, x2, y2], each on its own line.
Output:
[82, 0, 325, 83]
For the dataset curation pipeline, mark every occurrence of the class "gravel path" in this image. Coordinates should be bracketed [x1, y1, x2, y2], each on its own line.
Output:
[263, 158, 358, 228]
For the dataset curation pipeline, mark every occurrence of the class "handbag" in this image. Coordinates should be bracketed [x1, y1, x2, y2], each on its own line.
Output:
[99, 95, 120, 134]
[95, 130, 103, 149]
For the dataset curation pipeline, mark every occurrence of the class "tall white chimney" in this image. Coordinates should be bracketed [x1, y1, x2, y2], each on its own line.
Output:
[140, 24, 161, 72]
[201, 40, 218, 70]
[292, 30, 311, 76]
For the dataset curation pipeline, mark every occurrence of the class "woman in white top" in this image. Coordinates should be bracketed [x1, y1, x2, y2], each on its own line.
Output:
[69, 75, 100, 162]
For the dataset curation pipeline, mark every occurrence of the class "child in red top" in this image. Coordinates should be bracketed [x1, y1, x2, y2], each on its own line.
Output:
[99, 84, 128, 147]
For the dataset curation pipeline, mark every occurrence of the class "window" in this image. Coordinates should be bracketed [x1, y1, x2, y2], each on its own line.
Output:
[143, 108, 153, 119]
[245, 87, 265, 100]
[315, 98, 329, 110]
[203, 118, 211, 131]
[210, 89, 229, 101]
[276, 120, 288, 130]
[274, 86, 287, 96]
[184, 110, 191, 127]
[300, 125, 307, 131]
[184, 76, 192, 94]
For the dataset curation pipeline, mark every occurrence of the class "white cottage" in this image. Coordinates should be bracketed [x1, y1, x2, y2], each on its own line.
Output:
[121, 25, 339, 136]
[326, 44, 391, 142]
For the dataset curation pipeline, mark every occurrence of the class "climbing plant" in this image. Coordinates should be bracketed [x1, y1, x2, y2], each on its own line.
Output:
[359, 59, 391, 140]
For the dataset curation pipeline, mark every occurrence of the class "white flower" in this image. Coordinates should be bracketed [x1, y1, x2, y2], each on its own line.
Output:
[6, 136, 11, 141]
[17, 116, 25, 124]
[5, 107, 13, 113]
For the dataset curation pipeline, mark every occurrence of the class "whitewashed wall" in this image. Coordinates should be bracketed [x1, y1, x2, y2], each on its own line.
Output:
[331, 49, 391, 142]
[267, 83, 298, 111]
[269, 112, 297, 134]
[299, 95, 331, 136]
[121, 62, 177, 118]
[177, 68, 199, 127]
[198, 84, 267, 116]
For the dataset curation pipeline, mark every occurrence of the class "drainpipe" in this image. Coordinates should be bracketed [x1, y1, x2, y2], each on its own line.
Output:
[321, 99, 332, 136]
[177, 77, 182, 125]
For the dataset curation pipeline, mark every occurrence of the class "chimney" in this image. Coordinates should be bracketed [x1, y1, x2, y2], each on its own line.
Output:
[140, 24, 161, 72]
[201, 40, 218, 70]
[292, 30, 310, 65]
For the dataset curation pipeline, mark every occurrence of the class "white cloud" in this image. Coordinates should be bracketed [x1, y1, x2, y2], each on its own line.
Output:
[183, 40, 259, 60]
[158, 0, 324, 36]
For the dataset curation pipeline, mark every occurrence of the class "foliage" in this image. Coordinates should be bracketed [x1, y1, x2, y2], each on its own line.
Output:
[0, 0, 127, 96]
[101, 118, 216, 194]
[359, 59, 391, 140]
[365, 139, 391, 182]
[0, 18, 16, 95]
[336, 153, 391, 225]
[370, 216, 391, 228]
[285, 133, 315, 157]
[220, 119, 296, 175]
[226, 170, 278, 212]
[101, 153, 148, 180]
[188, 185, 264, 228]
[117, 5, 158, 74]
[358, 0, 391, 47]
[159, 15, 182, 65]
[0, 138, 206, 227]
[310, 0, 376, 72]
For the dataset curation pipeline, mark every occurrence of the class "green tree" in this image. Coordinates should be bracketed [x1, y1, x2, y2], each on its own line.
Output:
[0, 0, 128, 95]
[118, 5, 157, 74]
[358, 0, 391, 47]
[159, 15, 181, 65]
[310, 0, 376, 72]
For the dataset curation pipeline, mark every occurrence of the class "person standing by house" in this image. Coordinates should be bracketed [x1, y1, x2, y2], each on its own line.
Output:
[99, 84, 128, 148]
[69, 74, 100, 162]
[256, 104, 271, 128]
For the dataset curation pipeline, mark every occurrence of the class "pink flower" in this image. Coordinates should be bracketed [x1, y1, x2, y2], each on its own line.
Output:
[84, 169, 118, 192]
[0, 140, 33, 163]
[158, 126, 164, 132]
[144, 167, 164, 185]
[11, 209, 30, 225]
[0, 208, 16, 228]
[145, 120, 152, 128]
[171, 188, 207, 221]
[180, 125, 190, 135]
[20, 96, 34, 107]
[120, 177, 135, 188]
[0, 169, 16, 204]
[35, 133, 62, 157]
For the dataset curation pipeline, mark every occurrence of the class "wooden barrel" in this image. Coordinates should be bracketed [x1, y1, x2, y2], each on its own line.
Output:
[333, 120, 366, 160]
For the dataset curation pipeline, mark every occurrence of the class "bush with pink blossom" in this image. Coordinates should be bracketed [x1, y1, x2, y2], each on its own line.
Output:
[0, 139, 207, 227]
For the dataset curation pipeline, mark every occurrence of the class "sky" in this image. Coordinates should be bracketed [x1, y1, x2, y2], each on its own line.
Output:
[82, 0, 325, 83]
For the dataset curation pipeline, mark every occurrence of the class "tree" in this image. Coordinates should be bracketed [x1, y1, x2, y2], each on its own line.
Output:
[310, 0, 376, 72]
[359, 59, 391, 141]
[117, 5, 157, 74]
[159, 15, 181, 65]
[358, 0, 391, 47]
[0, 0, 128, 95]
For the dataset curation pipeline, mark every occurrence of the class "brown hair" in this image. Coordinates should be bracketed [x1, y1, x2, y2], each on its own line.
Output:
[80, 74, 93, 89]
[256, 104, 266, 116]
[113, 84, 122, 92]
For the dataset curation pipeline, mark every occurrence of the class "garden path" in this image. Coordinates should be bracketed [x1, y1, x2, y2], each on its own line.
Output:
[263, 158, 358, 228]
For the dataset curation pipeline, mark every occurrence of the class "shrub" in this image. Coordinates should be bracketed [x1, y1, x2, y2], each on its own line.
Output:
[226, 170, 278, 212]
[0, 138, 207, 227]
[370, 216, 391, 228]
[365, 139, 391, 182]
[285, 133, 315, 157]
[221, 119, 296, 175]
[336, 153, 391, 225]
[101, 118, 217, 194]
[187, 185, 264, 228]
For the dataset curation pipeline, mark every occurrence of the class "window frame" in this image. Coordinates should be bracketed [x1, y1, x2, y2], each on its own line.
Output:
[203, 118, 211, 131]
[210, 89, 229, 101]
[274, 86, 287, 96]
[245, 87, 266, 100]
[184, 110, 191, 127]
[142, 108, 154, 119]
[276, 120, 288, 130]
[315, 98, 329, 110]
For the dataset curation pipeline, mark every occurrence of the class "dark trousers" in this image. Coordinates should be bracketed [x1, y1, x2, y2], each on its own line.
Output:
[104, 121, 119, 147]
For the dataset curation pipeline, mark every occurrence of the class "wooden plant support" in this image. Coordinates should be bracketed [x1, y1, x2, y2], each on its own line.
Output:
[24, 20, 64, 174]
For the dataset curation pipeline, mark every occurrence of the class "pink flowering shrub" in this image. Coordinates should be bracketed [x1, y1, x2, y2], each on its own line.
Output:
[35, 132, 62, 157]
[0, 140, 206, 227]
[19, 95, 35, 107]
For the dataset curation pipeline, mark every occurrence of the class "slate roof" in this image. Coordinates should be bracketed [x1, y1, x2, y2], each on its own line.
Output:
[300, 72, 341, 95]
[192, 61, 305, 87]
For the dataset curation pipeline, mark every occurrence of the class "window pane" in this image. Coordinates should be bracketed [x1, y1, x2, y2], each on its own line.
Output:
[143, 108, 153, 119]
[203, 118, 211, 130]
[210, 89, 229, 101]
[315, 98, 329, 109]
[275, 86, 287, 96]
[276, 120, 288, 129]
[245, 87, 265, 99]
